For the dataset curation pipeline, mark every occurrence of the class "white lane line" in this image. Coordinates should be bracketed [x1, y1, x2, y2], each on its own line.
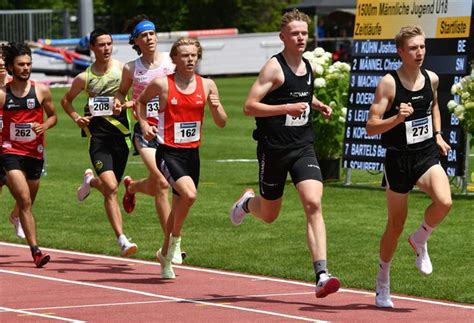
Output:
[0, 306, 84, 322]
[18, 291, 314, 312]
[0, 269, 326, 323]
[2, 242, 473, 310]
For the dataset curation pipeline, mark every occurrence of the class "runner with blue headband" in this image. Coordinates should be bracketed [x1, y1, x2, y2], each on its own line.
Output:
[114, 15, 184, 265]
[131, 21, 156, 40]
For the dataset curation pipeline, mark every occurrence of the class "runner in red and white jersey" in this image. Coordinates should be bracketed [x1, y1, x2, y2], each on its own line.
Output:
[137, 37, 227, 279]
[158, 73, 206, 148]
[0, 42, 57, 268]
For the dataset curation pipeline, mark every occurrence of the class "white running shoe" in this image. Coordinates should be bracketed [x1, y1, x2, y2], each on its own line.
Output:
[170, 236, 183, 265]
[9, 215, 26, 239]
[118, 237, 138, 257]
[229, 188, 255, 225]
[157, 248, 175, 279]
[375, 282, 394, 308]
[315, 273, 340, 298]
[408, 235, 432, 275]
[77, 169, 94, 202]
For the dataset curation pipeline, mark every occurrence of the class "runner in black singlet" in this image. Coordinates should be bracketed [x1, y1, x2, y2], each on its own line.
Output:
[229, 9, 340, 299]
[366, 25, 452, 308]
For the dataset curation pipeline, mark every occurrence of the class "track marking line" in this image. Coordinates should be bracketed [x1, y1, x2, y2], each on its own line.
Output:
[0, 306, 84, 322]
[2, 242, 473, 310]
[17, 291, 315, 313]
[0, 269, 327, 322]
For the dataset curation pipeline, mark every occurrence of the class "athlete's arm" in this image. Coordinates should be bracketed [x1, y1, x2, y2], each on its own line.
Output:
[311, 96, 332, 119]
[60, 73, 90, 128]
[428, 71, 450, 155]
[137, 77, 167, 141]
[366, 74, 411, 136]
[0, 87, 5, 111]
[205, 78, 227, 128]
[244, 58, 307, 118]
[35, 84, 57, 134]
[114, 62, 134, 113]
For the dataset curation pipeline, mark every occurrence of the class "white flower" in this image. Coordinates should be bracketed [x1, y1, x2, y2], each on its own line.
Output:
[447, 100, 458, 111]
[314, 57, 327, 66]
[323, 52, 332, 60]
[341, 107, 347, 116]
[314, 47, 325, 57]
[451, 83, 461, 95]
[314, 77, 326, 88]
[303, 51, 314, 60]
[314, 64, 324, 76]
[338, 116, 346, 123]
[454, 105, 465, 116]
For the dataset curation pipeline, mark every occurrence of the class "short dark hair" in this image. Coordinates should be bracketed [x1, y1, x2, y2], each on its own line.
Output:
[2, 42, 31, 70]
[124, 14, 153, 55]
[89, 28, 112, 46]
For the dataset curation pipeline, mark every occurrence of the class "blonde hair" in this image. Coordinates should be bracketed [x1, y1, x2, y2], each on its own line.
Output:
[170, 37, 202, 60]
[395, 25, 425, 48]
[280, 9, 311, 30]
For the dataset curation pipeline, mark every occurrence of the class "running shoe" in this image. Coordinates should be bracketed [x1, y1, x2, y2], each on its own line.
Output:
[77, 169, 93, 201]
[170, 236, 184, 264]
[33, 250, 51, 268]
[229, 188, 255, 225]
[157, 248, 175, 279]
[408, 235, 432, 275]
[122, 176, 136, 213]
[375, 282, 394, 308]
[9, 214, 26, 239]
[119, 237, 138, 257]
[315, 273, 340, 298]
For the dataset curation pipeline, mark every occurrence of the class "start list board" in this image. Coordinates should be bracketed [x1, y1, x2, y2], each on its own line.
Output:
[342, 0, 473, 176]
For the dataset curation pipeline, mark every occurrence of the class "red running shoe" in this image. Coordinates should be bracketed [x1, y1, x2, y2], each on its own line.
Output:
[316, 273, 340, 298]
[33, 251, 51, 268]
[123, 176, 136, 213]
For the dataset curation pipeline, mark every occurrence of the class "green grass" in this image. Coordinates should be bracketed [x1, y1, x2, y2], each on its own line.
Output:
[1, 76, 473, 304]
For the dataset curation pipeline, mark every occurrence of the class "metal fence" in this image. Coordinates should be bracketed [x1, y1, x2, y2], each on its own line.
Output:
[0, 9, 77, 43]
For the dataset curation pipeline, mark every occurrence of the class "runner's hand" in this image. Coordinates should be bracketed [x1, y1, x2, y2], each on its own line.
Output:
[142, 124, 157, 141]
[286, 102, 308, 117]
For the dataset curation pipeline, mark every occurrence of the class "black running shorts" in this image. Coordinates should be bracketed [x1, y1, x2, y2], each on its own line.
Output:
[89, 135, 129, 182]
[155, 145, 200, 195]
[257, 143, 323, 200]
[383, 143, 440, 194]
[0, 153, 44, 180]
[132, 122, 159, 155]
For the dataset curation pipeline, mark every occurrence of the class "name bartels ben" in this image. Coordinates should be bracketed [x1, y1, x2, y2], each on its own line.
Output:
[354, 1, 468, 37]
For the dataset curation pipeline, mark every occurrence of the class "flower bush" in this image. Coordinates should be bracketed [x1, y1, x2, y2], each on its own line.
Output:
[303, 47, 350, 159]
[447, 70, 474, 137]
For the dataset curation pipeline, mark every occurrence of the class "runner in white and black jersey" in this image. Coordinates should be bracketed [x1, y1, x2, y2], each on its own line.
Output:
[366, 25, 452, 308]
[229, 9, 340, 299]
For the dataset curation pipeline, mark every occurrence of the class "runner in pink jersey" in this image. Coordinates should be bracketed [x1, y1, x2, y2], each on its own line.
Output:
[113, 15, 183, 263]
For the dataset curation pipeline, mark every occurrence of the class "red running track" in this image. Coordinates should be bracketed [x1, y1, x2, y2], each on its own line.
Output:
[0, 242, 472, 322]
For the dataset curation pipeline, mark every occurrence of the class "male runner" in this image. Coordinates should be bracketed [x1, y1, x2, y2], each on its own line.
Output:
[61, 28, 137, 257]
[0, 42, 57, 267]
[366, 25, 452, 308]
[137, 37, 227, 278]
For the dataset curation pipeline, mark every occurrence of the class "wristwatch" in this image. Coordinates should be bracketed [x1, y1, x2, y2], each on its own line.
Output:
[434, 130, 443, 136]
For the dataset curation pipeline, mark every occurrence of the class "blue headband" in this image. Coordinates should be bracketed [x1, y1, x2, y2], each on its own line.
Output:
[131, 21, 156, 39]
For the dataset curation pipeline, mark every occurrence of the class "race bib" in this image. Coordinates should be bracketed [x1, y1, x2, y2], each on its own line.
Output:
[10, 123, 36, 142]
[285, 103, 310, 126]
[174, 121, 201, 143]
[405, 116, 433, 145]
[89, 97, 113, 117]
[146, 96, 160, 118]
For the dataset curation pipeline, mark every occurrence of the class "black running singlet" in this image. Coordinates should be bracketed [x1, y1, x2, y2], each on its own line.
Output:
[253, 53, 314, 150]
[381, 69, 435, 151]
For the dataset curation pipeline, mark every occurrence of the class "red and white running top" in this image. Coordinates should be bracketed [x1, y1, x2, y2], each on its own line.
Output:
[157, 74, 206, 148]
[1, 81, 45, 159]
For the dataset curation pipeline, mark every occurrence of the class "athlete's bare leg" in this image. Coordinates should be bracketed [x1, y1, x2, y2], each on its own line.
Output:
[90, 170, 123, 237]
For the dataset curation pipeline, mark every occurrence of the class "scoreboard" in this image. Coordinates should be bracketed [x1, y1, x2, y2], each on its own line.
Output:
[342, 0, 473, 176]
